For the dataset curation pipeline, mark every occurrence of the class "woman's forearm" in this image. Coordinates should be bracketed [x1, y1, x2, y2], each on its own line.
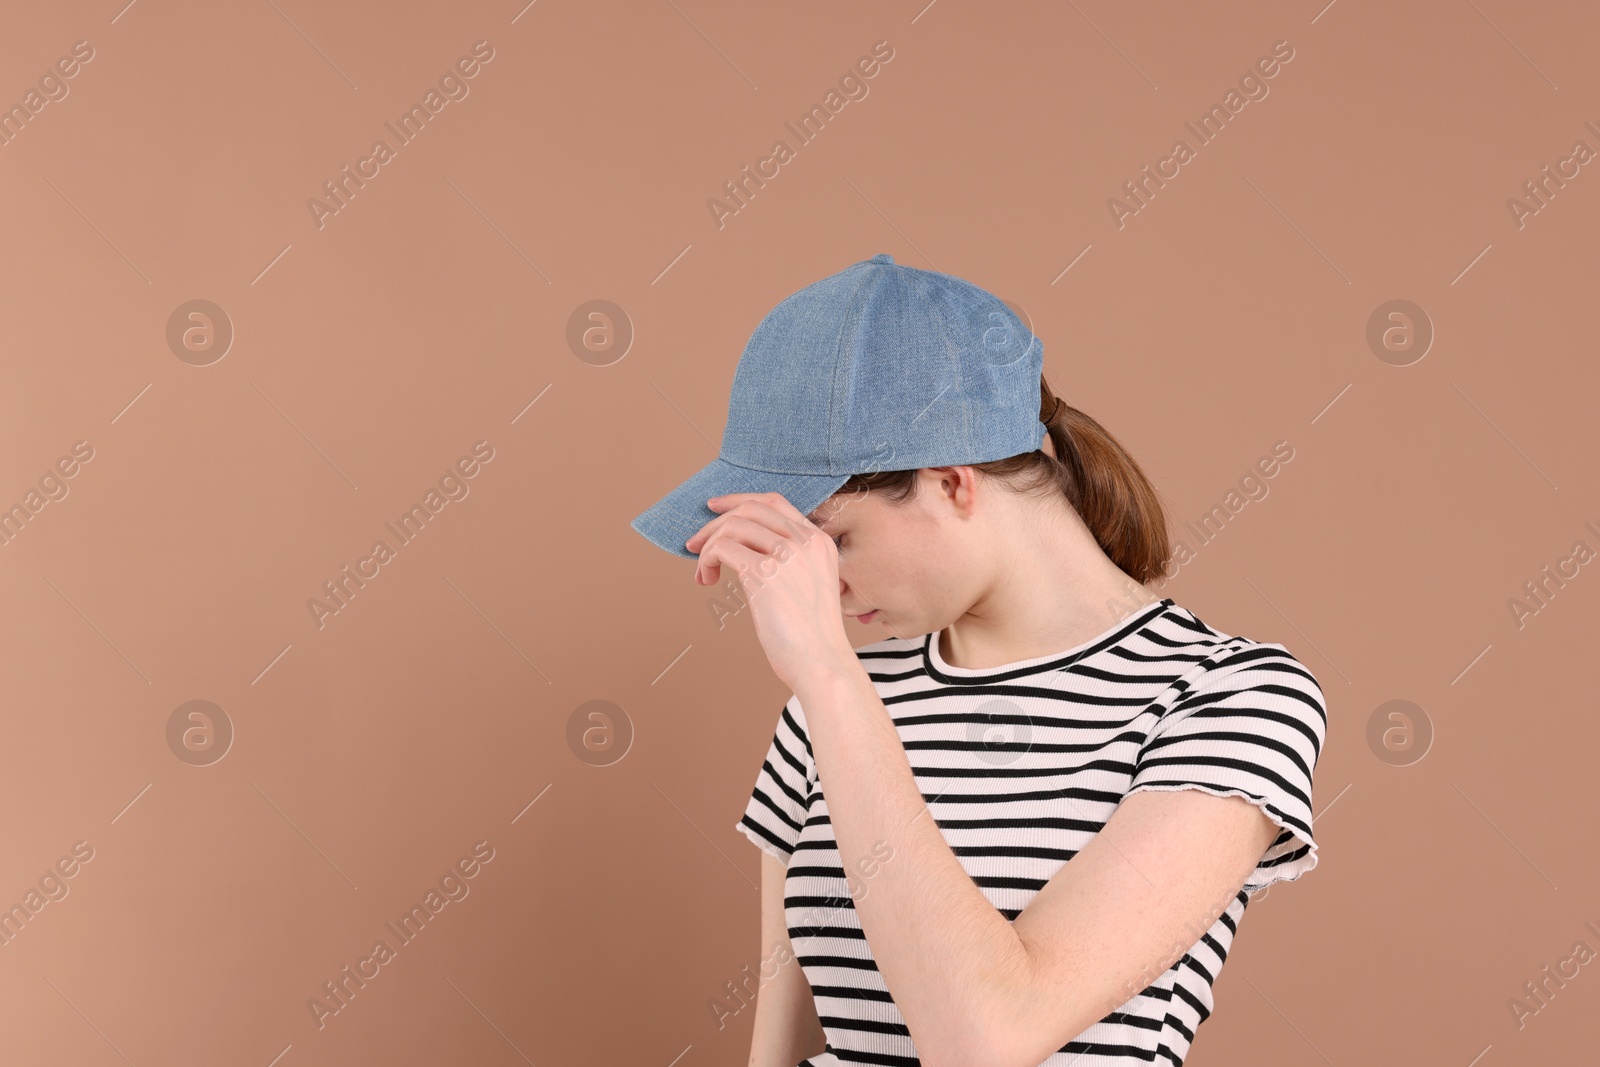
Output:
[793, 652, 1032, 1066]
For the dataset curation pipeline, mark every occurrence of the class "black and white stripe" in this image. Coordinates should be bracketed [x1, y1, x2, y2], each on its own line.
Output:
[735, 598, 1327, 1067]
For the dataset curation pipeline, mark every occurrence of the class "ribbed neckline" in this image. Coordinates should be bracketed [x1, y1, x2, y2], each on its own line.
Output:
[922, 598, 1175, 685]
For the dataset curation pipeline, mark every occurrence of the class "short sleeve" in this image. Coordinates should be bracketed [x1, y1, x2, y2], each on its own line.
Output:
[1128, 643, 1327, 893]
[735, 695, 814, 864]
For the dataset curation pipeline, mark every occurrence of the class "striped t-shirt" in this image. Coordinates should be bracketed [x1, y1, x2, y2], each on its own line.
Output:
[735, 597, 1326, 1067]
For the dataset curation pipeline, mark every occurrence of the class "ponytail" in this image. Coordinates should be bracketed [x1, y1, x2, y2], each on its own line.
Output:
[1036, 377, 1171, 586]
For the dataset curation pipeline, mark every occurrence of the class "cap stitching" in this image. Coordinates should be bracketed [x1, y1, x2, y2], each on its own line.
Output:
[914, 274, 974, 452]
[827, 270, 875, 477]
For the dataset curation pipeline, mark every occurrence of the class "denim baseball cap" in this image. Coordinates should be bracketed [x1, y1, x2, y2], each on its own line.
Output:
[630, 253, 1045, 560]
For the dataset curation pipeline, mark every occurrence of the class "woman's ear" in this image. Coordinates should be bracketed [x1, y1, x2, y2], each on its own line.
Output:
[1041, 428, 1058, 460]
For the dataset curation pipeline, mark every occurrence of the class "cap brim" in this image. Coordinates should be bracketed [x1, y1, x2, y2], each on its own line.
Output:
[630, 457, 853, 560]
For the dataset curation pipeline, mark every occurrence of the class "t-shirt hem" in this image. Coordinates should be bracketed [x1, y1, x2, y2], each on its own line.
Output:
[735, 819, 793, 865]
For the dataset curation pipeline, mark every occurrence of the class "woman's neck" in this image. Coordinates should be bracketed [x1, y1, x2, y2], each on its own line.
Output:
[937, 517, 1161, 671]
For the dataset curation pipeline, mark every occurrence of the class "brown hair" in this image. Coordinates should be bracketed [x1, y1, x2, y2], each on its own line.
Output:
[836, 375, 1171, 585]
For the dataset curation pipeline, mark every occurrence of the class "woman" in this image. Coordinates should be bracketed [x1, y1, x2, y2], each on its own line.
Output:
[630, 254, 1326, 1067]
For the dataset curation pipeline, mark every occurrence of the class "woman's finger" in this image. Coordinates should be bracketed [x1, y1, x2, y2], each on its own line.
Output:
[725, 496, 816, 546]
[688, 497, 805, 554]
[695, 515, 786, 584]
[696, 528, 770, 588]
[724, 492, 810, 528]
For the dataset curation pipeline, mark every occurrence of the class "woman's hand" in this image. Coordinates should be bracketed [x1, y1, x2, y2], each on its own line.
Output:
[685, 492, 858, 692]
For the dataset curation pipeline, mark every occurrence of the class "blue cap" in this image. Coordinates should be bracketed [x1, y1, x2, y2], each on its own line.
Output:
[630, 253, 1045, 560]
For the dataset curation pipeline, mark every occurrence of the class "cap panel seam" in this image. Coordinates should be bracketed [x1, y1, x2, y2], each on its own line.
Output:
[914, 273, 974, 453]
[826, 271, 873, 477]
[713, 456, 858, 478]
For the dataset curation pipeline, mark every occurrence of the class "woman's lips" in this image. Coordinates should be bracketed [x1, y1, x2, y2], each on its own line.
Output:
[855, 610, 879, 623]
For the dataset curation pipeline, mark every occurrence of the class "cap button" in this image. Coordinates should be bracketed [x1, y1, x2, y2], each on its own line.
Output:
[869, 253, 894, 264]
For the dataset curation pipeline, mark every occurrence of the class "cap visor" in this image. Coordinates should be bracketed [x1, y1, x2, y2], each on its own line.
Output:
[630, 457, 852, 560]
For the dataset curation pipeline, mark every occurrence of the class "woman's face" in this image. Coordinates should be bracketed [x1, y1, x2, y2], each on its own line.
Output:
[809, 470, 986, 640]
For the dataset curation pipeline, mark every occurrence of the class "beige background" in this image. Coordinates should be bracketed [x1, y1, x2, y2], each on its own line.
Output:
[1, 0, 1596, 1064]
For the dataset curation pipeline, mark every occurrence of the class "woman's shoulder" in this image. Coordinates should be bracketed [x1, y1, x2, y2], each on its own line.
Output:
[1163, 600, 1318, 669]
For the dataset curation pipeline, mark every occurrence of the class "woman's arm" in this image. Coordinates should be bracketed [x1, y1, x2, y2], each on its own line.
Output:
[747, 847, 826, 1067]
[793, 655, 1281, 1067]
